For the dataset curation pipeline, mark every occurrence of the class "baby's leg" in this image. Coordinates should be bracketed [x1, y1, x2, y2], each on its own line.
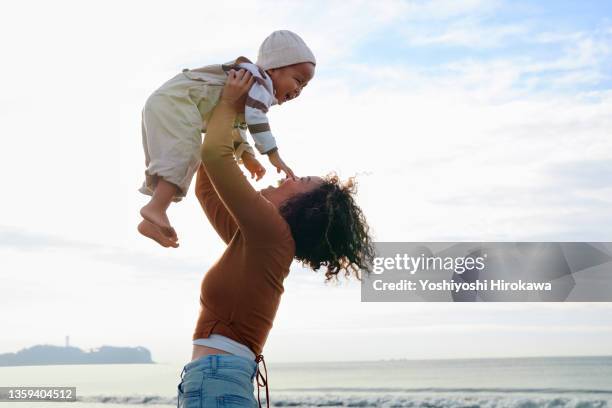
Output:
[140, 178, 179, 241]
[137, 219, 179, 248]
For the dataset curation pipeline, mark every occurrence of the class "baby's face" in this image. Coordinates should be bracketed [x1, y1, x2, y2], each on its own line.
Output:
[267, 62, 315, 105]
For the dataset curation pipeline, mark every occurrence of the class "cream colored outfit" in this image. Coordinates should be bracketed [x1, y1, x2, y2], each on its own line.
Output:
[139, 59, 255, 201]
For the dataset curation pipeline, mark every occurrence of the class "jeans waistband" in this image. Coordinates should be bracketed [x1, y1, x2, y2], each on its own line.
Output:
[181, 354, 257, 379]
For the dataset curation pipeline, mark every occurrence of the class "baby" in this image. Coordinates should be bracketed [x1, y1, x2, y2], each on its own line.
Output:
[138, 30, 316, 247]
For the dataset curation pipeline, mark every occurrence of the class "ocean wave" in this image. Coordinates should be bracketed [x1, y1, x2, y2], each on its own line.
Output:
[78, 391, 612, 408]
[277, 388, 612, 395]
[79, 395, 173, 405]
[269, 393, 611, 408]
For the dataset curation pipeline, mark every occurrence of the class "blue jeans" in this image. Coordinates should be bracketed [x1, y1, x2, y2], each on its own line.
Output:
[177, 354, 258, 408]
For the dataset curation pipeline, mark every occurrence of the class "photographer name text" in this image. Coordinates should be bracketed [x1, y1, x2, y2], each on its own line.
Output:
[373, 279, 552, 292]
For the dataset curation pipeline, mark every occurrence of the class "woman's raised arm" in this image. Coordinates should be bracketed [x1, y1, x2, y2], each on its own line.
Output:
[194, 164, 238, 245]
[201, 70, 279, 239]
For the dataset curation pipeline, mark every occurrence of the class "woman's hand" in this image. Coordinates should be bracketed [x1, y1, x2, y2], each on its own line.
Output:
[220, 69, 254, 111]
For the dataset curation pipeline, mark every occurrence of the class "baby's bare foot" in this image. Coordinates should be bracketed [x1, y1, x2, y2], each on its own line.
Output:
[138, 219, 179, 248]
[140, 203, 178, 241]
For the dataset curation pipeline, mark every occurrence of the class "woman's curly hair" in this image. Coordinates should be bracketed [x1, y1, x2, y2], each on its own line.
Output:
[278, 173, 375, 282]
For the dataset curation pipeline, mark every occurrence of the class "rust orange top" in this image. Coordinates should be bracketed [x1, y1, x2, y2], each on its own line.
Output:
[193, 101, 295, 356]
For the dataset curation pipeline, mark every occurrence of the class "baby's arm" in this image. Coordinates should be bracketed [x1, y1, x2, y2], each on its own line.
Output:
[232, 126, 251, 163]
[241, 64, 295, 178]
[266, 148, 296, 179]
[243, 71, 277, 155]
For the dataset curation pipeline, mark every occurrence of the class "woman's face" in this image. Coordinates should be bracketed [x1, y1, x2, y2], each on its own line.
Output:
[261, 176, 324, 207]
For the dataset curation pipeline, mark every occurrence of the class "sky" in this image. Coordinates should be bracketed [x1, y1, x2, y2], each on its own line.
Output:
[0, 0, 611, 364]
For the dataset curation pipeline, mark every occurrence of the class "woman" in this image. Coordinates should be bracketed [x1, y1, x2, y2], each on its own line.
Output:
[176, 69, 374, 408]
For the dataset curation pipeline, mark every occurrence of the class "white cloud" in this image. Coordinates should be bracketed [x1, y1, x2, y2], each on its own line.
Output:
[403, 0, 502, 20]
[406, 20, 530, 48]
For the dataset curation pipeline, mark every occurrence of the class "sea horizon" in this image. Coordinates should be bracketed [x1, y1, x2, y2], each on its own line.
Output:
[3, 352, 612, 366]
[3, 352, 612, 367]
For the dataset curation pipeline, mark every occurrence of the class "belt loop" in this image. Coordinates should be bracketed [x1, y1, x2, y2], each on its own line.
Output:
[180, 366, 186, 380]
[211, 354, 218, 374]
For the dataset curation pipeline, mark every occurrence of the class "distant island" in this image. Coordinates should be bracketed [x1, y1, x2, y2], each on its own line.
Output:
[0, 343, 154, 366]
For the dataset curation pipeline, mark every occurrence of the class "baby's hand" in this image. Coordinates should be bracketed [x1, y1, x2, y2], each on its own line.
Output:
[241, 152, 266, 181]
[267, 149, 296, 180]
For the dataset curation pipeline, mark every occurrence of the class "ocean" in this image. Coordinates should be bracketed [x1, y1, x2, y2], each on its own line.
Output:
[0, 356, 611, 408]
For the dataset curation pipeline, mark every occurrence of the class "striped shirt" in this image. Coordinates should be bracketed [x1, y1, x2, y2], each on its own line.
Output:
[222, 58, 278, 155]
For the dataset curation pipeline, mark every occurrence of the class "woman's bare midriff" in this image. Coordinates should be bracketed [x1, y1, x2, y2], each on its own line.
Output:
[191, 344, 232, 361]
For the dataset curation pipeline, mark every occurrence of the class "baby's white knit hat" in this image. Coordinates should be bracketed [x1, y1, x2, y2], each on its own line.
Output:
[256, 30, 316, 70]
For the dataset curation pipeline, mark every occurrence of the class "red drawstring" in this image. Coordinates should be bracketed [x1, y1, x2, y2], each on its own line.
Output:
[255, 354, 269, 408]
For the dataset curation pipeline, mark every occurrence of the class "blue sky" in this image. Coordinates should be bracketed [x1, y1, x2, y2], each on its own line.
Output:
[333, 1, 612, 94]
[0, 0, 611, 364]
